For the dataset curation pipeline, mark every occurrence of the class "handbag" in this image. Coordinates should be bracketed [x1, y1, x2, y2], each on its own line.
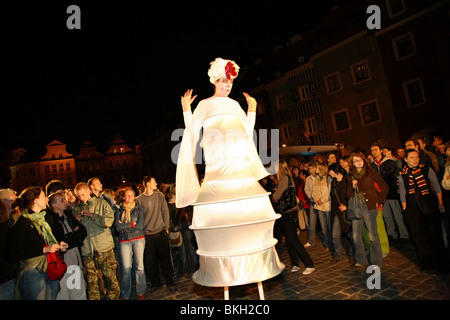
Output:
[45, 245, 67, 281]
[347, 183, 366, 221]
[273, 175, 298, 213]
[332, 186, 351, 233]
[169, 229, 183, 248]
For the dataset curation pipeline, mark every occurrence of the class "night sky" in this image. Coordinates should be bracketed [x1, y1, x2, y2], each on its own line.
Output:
[4, 0, 345, 157]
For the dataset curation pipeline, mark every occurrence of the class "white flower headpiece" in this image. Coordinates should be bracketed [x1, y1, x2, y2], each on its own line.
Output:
[207, 57, 240, 84]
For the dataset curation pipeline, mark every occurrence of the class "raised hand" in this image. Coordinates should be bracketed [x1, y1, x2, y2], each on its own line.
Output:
[181, 89, 197, 112]
[243, 92, 257, 113]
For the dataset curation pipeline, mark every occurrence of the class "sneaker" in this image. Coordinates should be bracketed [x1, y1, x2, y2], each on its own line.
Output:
[304, 242, 311, 248]
[302, 267, 315, 275]
[291, 266, 300, 273]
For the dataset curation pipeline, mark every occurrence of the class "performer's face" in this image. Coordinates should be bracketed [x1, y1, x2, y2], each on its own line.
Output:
[214, 78, 233, 96]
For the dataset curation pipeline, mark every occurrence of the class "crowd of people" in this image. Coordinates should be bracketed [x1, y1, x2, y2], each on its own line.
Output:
[264, 135, 450, 277]
[0, 176, 198, 300]
[1, 135, 450, 300]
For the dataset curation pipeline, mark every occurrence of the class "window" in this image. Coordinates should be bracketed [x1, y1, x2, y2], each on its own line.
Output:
[275, 94, 287, 109]
[45, 165, 50, 173]
[304, 117, 317, 136]
[393, 33, 415, 60]
[403, 78, 426, 107]
[30, 167, 35, 175]
[324, 72, 342, 94]
[281, 124, 292, 140]
[351, 60, 371, 84]
[116, 159, 121, 167]
[298, 85, 310, 102]
[66, 163, 71, 171]
[331, 109, 351, 132]
[52, 164, 57, 172]
[68, 176, 72, 185]
[52, 154, 55, 159]
[256, 98, 265, 115]
[59, 164, 64, 172]
[358, 100, 382, 126]
[59, 153, 62, 158]
[120, 147, 125, 153]
[386, 0, 406, 18]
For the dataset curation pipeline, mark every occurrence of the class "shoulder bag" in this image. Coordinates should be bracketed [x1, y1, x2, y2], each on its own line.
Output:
[273, 175, 298, 214]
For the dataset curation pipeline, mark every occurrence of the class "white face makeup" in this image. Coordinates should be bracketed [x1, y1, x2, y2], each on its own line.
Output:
[214, 78, 233, 97]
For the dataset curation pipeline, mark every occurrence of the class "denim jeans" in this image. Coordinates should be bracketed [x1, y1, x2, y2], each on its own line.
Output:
[331, 214, 356, 260]
[19, 267, 59, 300]
[352, 208, 383, 266]
[119, 238, 147, 299]
[309, 209, 332, 250]
[0, 278, 16, 300]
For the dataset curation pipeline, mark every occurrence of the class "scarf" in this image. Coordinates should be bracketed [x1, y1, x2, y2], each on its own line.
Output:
[121, 201, 136, 223]
[21, 209, 58, 245]
[351, 168, 367, 204]
[400, 164, 429, 195]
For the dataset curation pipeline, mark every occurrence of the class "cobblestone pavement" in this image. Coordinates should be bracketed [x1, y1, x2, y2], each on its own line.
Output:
[129, 232, 450, 301]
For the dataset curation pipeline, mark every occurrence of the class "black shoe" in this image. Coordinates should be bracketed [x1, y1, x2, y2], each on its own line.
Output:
[167, 285, 177, 292]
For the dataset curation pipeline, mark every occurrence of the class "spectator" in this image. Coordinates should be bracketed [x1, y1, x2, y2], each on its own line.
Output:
[115, 188, 146, 300]
[73, 182, 120, 300]
[304, 161, 317, 248]
[311, 163, 333, 252]
[441, 142, 450, 251]
[383, 146, 402, 172]
[399, 149, 450, 274]
[328, 163, 355, 264]
[339, 156, 351, 176]
[371, 143, 409, 241]
[416, 137, 440, 174]
[405, 139, 434, 172]
[0, 189, 19, 223]
[273, 160, 315, 275]
[327, 153, 337, 167]
[136, 176, 175, 292]
[347, 153, 388, 267]
[8, 187, 68, 300]
[65, 189, 78, 210]
[47, 192, 87, 300]
[166, 184, 187, 277]
[291, 166, 301, 195]
[0, 199, 17, 300]
[431, 136, 444, 155]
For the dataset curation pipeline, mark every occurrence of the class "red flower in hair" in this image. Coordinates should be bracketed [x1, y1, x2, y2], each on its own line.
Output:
[225, 61, 237, 80]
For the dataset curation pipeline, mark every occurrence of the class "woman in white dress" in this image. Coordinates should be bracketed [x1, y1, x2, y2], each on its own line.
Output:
[176, 58, 284, 289]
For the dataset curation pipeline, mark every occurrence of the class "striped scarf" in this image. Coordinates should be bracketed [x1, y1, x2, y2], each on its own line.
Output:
[401, 164, 429, 195]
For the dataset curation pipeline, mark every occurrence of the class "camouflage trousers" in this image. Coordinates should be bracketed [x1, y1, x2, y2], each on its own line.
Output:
[83, 249, 120, 300]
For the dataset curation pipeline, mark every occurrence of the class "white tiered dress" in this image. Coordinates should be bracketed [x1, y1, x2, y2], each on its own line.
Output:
[176, 96, 284, 287]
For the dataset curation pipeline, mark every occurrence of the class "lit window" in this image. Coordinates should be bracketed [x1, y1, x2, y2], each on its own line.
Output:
[351, 60, 371, 84]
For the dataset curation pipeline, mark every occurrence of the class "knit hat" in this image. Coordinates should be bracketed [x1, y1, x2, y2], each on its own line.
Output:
[208, 58, 240, 84]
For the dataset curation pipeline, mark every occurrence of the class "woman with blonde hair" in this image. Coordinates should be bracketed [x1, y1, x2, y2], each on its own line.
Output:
[311, 162, 333, 252]
[114, 188, 146, 300]
[273, 160, 315, 275]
